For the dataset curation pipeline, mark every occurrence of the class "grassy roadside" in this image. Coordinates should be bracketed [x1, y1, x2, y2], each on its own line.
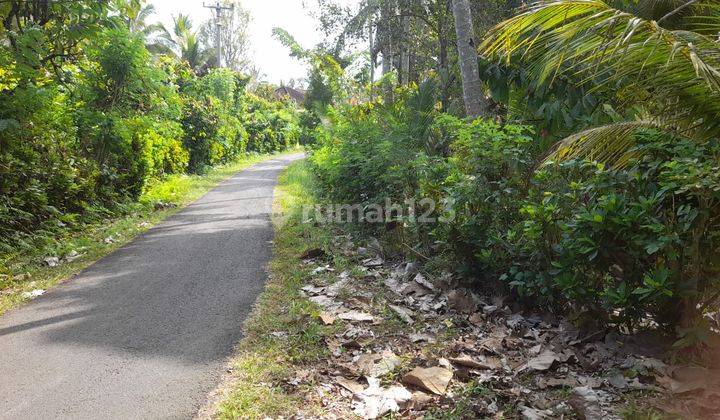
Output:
[0, 150, 299, 316]
[211, 159, 336, 418]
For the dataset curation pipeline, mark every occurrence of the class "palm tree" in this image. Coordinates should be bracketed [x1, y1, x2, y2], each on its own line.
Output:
[113, 0, 166, 41]
[155, 14, 211, 71]
[451, 0, 488, 118]
[480, 0, 720, 166]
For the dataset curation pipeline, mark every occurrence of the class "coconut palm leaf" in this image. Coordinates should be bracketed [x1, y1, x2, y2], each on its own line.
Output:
[151, 14, 210, 71]
[480, 0, 720, 166]
[544, 121, 662, 167]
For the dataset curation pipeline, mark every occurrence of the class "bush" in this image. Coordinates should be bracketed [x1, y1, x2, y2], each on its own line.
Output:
[244, 94, 300, 153]
[309, 82, 720, 344]
[0, 22, 298, 249]
[510, 131, 720, 335]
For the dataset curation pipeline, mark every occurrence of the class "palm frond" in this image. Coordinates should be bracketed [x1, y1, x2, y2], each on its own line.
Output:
[481, 0, 720, 128]
[545, 121, 663, 167]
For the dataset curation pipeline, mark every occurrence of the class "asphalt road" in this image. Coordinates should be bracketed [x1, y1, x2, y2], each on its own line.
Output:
[0, 154, 304, 419]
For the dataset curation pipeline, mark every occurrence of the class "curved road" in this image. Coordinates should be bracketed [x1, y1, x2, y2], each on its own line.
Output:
[0, 154, 303, 419]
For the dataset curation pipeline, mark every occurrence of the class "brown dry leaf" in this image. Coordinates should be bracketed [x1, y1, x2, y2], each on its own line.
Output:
[479, 333, 506, 354]
[519, 405, 553, 419]
[404, 391, 434, 410]
[449, 354, 497, 370]
[388, 304, 414, 324]
[403, 366, 453, 395]
[338, 310, 375, 323]
[319, 311, 336, 325]
[468, 312, 484, 326]
[356, 351, 401, 377]
[523, 350, 561, 371]
[336, 377, 365, 394]
[537, 376, 580, 389]
[401, 281, 433, 297]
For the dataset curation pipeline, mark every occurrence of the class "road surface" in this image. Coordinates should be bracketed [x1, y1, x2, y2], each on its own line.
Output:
[0, 154, 303, 419]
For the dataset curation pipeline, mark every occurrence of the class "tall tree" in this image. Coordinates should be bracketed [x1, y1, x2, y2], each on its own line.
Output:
[113, 0, 160, 36]
[156, 14, 210, 72]
[451, 0, 487, 117]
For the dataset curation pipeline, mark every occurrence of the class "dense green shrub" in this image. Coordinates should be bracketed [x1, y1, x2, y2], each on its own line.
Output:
[309, 82, 720, 344]
[0, 20, 298, 249]
[510, 131, 720, 335]
[244, 94, 300, 153]
[425, 116, 537, 278]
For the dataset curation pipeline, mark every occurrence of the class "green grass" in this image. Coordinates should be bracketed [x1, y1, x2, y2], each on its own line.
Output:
[0, 150, 299, 316]
[213, 159, 338, 419]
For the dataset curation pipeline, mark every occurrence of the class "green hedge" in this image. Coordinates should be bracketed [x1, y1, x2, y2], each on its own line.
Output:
[0, 27, 299, 250]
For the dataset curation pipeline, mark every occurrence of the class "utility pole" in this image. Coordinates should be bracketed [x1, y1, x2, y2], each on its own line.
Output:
[203, 1, 234, 68]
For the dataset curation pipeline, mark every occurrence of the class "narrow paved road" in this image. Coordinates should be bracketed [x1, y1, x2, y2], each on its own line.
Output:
[0, 154, 303, 419]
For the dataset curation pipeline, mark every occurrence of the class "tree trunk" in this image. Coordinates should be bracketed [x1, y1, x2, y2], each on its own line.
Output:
[400, 0, 411, 85]
[451, 0, 487, 118]
[380, 0, 394, 103]
[369, 17, 375, 85]
[438, 0, 450, 110]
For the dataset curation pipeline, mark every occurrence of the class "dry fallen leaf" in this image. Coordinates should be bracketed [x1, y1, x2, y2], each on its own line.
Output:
[449, 354, 499, 370]
[446, 289, 476, 314]
[414, 273, 436, 291]
[319, 311, 336, 325]
[468, 312, 484, 326]
[403, 366, 453, 395]
[336, 377, 365, 394]
[356, 350, 401, 377]
[523, 350, 561, 371]
[519, 405, 553, 420]
[352, 377, 412, 419]
[338, 311, 375, 323]
[388, 304, 414, 324]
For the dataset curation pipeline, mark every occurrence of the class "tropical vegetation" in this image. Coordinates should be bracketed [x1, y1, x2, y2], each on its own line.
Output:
[295, 0, 720, 353]
[0, 0, 301, 256]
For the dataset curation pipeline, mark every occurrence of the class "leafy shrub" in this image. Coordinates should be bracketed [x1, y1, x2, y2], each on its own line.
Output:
[309, 82, 720, 344]
[0, 22, 297, 250]
[244, 94, 300, 153]
[425, 116, 537, 278]
[510, 130, 720, 335]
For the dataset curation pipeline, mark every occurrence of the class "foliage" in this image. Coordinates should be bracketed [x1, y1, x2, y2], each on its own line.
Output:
[0, 5, 300, 250]
[243, 94, 301, 153]
[511, 130, 720, 334]
[309, 81, 720, 346]
[480, 0, 720, 166]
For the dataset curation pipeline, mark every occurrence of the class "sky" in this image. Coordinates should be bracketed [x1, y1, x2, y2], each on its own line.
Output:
[150, 0, 358, 85]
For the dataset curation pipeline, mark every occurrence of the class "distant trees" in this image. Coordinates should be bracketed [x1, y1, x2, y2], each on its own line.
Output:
[308, 0, 514, 115]
[199, 0, 252, 73]
[155, 14, 211, 72]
